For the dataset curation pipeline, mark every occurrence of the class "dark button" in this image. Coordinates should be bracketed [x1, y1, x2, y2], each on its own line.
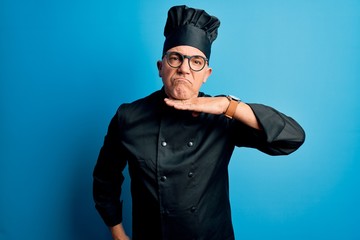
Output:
[190, 206, 197, 213]
[160, 176, 167, 182]
[162, 209, 169, 216]
[187, 141, 194, 147]
[161, 141, 167, 147]
[188, 172, 194, 178]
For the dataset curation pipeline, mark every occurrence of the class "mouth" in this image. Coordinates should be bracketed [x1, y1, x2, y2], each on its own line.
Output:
[173, 77, 191, 85]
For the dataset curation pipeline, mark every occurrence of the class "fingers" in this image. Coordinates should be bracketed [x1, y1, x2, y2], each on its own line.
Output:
[164, 98, 197, 110]
[163, 98, 176, 107]
[164, 97, 224, 115]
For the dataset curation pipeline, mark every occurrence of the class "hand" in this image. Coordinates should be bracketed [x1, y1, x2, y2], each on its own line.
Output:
[110, 223, 130, 240]
[165, 96, 262, 129]
[164, 97, 229, 116]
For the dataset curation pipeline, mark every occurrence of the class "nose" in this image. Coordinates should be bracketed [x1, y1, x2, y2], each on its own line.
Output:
[177, 57, 191, 73]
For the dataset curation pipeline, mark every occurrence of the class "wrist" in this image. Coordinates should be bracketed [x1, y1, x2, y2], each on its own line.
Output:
[224, 95, 241, 119]
[110, 224, 129, 240]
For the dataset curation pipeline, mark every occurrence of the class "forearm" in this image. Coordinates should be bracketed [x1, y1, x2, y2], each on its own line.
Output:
[246, 103, 305, 155]
[93, 112, 127, 226]
[93, 145, 125, 226]
[163, 95, 304, 145]
[224, 98, 305, 152]
[231, 100, 262, 130]
[164, 96, 261, 130]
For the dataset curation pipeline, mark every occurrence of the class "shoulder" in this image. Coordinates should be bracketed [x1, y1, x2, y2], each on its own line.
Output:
[120, 90, 162, 110]
[115, 90, 163, 123]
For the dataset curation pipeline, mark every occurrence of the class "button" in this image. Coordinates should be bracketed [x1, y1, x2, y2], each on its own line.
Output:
[188, 172, 194, 178]
[161, 141, 167, 147]
[187, 141, 194, 147]
[160, 176, 167, 182]
[161, 209, 169, 216]
[190, 206, 197, 213]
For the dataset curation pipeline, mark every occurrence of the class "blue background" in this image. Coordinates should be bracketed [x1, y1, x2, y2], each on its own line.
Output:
[1, 0, 359, 239]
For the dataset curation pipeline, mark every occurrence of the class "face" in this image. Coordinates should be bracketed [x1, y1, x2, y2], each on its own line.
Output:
[157, 45, 212, 100]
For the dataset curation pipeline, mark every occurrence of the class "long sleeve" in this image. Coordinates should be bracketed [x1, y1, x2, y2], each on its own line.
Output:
[93, 112, 128, 227]
[233, 103, 305, 155]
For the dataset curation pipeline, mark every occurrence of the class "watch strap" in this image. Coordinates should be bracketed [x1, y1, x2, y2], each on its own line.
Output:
[224, 96, 239, 119]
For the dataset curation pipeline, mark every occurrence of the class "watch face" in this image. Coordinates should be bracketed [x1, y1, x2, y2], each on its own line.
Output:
[228, 95, 241, 101]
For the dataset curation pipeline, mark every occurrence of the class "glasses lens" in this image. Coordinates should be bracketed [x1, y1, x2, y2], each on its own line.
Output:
[166, 52, 182, 68]
[165, 52, 207, 71]
[189, 56, 206, 71]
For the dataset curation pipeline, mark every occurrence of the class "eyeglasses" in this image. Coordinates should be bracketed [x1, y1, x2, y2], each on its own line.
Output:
[164, 51, 208, 72]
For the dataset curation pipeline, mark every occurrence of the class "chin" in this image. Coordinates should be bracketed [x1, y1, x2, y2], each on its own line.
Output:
[172, 88, 194, 100]
[165, 85, 196, 100]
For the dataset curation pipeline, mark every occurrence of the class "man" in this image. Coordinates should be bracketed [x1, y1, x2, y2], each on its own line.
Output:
[93, 5, 305, 240]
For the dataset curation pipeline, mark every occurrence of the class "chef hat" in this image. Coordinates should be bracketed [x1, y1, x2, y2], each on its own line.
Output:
[162, 5, 220, 60]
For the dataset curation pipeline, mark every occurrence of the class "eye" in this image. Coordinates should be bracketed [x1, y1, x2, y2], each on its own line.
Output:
[170, 52, 181, 59]
[191, 56, 205, 66]
[169, 55, 179, 61]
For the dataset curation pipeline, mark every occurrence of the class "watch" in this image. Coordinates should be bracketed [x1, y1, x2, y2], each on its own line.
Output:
[224, 95, 241, 119]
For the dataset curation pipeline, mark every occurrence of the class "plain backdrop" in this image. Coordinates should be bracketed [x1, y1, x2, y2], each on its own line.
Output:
[1, 0, 359, 239]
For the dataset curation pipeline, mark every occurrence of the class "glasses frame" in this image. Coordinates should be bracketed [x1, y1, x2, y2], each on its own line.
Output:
[164, 51, 208, 72]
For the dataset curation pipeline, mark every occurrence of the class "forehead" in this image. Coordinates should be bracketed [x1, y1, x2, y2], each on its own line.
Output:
[167, 45, 206, 57]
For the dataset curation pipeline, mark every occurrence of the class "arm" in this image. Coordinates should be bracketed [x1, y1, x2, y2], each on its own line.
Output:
[231, 100, 262, 130]
[164, 96, 261, 129]
[164, 96, 305, 155]
[243, 103, 305, 155]
[93, 111, 129, 231]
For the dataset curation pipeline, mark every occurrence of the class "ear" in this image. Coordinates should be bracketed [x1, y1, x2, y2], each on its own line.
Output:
[157, 60, 163, 77]
[202, 67, 212, 83]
